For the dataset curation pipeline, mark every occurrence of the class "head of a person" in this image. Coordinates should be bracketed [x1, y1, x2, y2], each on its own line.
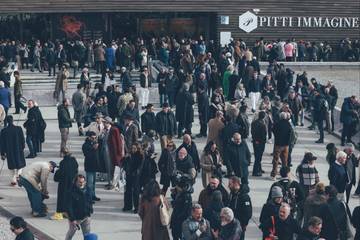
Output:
[326, 143, 336, 153]
[288, 90, 296, 99]
[336, 151, 347, 165]
[96, 97, 104, 106]
[280, 111, 290, 120]
[95, 113, 103, 124]
[142, 180, 161, 202]
[302, 152, 317, 164]
[271, 186, 283, 204]
[87, 131, 97, 142]
[6, 115, 14, 125]
[129, 100, 136, 109]
[103, 117, 112, 128]
[121, 67, 126, 73]
[166, 141, 176, 151]
[178, 147, 188, 160]
[279, 203, 291, 221]
[63, 98, 70, 107]
[123, 114, 133, 126]
[209, 176, 220, 190]
[232, 133, 242, 145]
[76, 174, 86, 189]
[344, 143, 354, 155]
[10, 216, 27, 236]
[315, 182, 326, 195]
[211, 190, 223, 204]
[279, 166, 291, 178]
[27, 99, 35, 109]
[350, 95, 357, 104]
[146, 104, 154, 112]
[183, 134, 192, 145]
[49, 161, 57, 173]
[162, 102, 170, 112]
[258, 111, 266, 120]
[191, 204, 203, 222]
[220, 207, 234, 226]
[325, 185, 338, 200]
[307, 216, 323, 236]
[228, 176, 241, 192]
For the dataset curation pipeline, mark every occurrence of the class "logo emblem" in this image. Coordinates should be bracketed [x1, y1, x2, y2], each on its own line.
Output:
[239, 11, 258, 33]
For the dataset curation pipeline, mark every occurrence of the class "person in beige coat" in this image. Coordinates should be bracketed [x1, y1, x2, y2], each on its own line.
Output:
[206, 111, 225, 155]
[54, 63, 70, 102]
[0, 103, 5, 130]
[200, 141, 223, 188]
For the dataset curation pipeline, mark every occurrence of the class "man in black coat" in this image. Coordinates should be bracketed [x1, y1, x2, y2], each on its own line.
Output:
[228, 176, 252, 240]
[9, 216, 35, 240]
[297, 216, 323, 240]
[225, 133, 251, 184]
[175, 84, 194, 138]
[271, 111, 291, 180]
[23, 100, 46, 158]
[156, 102, 177, 150]
[120, 67, 132, 92]
[177, 134, 200, 172]
[65, 174, 93, 240]
[313, 90, 327, 143]
[165, 67, 179, 108]
[52, 150, 78, 220]
[251, 111, 267, 176]
[340, 95, 358, 146]
[197, 84, 209, 137]
[140, 104, 156, 135]
[198, 175, 230, 210]
[0, 115, 26, 186]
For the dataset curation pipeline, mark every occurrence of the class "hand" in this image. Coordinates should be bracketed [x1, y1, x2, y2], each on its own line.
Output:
[199, 222, 207, 232]
[93, 143, 99, 149]
[70, 220, 78, 226]
[211, 229, 219, 238]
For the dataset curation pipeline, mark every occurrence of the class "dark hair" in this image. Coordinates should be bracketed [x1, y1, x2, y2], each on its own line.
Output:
[77, 84, 82, 90]
[77, 174, 86, 181]
[307, 216, 322, 227]
[62, 98, 68, 105]
[280, 166, 290, 178]
[6, 115, 13, 124]
[204, 141, 217, 155]
[142, 180, 161, 202]
[258, 111, 266, 120]
[325, 185, 338, 199]
[10, 216, 27, 229]
[229, 176, 241, 185]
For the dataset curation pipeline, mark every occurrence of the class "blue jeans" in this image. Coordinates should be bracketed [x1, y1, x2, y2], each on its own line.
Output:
[86, 172, 96, 198]
[19, 176, 46, 214]
[159, 94, 167, 106]
[26, 135, 36, 156]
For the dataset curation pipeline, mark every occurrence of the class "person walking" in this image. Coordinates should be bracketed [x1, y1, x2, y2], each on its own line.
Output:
[65, 174, 93, 240]
[52, 149, 79, 220]
[13, 71, 27, 114]
[18, 161, 57, 217]
[139, 67, 151, 109]
[57, 98, 72, 157]
[0, 81, 11, 119]
[0, 115, 26, 186]
[156, 103, 177, 150]
[138, 180, 170, 240]
[340, 95, 358, 146]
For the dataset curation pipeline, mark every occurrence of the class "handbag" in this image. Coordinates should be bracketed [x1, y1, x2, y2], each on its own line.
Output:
[264, 216, 277, 240]
[159, 194, 170, 226]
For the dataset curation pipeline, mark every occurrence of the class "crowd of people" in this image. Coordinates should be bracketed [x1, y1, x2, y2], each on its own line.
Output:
[0, 34, 360, 240]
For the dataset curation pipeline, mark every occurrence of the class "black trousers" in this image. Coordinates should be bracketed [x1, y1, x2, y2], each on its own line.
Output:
[14, 95, 26, 113]
[317, 119, 324, 140]
[178, 122, 192, 136]
[341, 123, 352, 144]
[123, 174, 140, 210]
[252, 142, 265, 174]
[345, 184, 353, 204]
[48, 64, 56, 76]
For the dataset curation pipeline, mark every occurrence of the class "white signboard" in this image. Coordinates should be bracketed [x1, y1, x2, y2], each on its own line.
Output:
[220, 32, 232, 46]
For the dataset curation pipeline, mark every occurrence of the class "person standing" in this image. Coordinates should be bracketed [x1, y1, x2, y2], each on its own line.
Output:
[65, 174, 93, 240]
[313, 90, 327, 144]
[176, 84, 194, 138]
[156, 103, 177, 150]
[296, 152, 320, 196]
[56, 44, 67, 70]
[52, 149, 79, 220]
[228, 176, 252, 240]
[297, 216, 323, 240]
[271, 112, 292, 180]
[82, 131, 100, 202]
[72, 84, 86, 136]
[141, 103, 156, 135]
[138, 180, 170, 240]
[251, 111, 267, 176]
[165, 67, 178, 108]
[328, 151, 349, 201]
[248, 71, 262, 113]
[200, 141, 223, 188]
[54, 64, 70, 103]
[57, 98, 72, 157]
[158, 141, 176, 195]
[0, 115, 26, 186]
[9, 216, 34, 240]
[13, 71, 27, 114]
[46, 46, 57, 76]
[123, 113, 139, 154]
[340, 95, 358, 146]
[139, 67, 151, 109]
[0, 104, 5, 131]
[182, 204, 212, 240]
[212, 208, 242, 240]
[197, 82, 209, 138]
[18, 161, 57, 217]
[343, 143, 358, 204]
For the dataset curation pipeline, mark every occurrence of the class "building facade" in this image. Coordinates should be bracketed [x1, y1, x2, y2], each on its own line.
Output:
[0, 0, 359, 45]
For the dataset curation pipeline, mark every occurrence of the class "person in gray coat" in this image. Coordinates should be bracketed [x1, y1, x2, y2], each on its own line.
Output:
[72, 84, 86, 136]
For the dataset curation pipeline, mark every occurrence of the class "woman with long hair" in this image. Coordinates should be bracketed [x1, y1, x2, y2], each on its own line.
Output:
[200, 141, 223, 188]
[139, 180, 170, 240]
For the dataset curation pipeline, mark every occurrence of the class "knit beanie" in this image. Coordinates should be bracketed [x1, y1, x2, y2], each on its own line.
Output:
[271, 186, 283, 198]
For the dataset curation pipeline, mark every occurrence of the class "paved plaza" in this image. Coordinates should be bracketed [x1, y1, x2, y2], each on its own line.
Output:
[0, 100, 359, 239]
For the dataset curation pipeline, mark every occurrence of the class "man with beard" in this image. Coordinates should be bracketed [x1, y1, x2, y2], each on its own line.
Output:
[0, 115, 26, 186]
[212, 208, 242, 240]
[225, 133, 251, 184]
[198, 175, 229, 210]
[177, 134, 200, 172]
[228, 176, 252, 240]
[297, 216, 324, 240]
[176, 84, 194, 138]
[182, 204, 212, 240]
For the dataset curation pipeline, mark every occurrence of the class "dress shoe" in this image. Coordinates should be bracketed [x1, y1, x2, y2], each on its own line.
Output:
[315, 139, 324, 143]
[26, 154, 36, 159]
[122, 207, 132, 212]
[252, 172, 262, 177]
[93, 196, 101, 201]
[32, 212, 47, 217]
